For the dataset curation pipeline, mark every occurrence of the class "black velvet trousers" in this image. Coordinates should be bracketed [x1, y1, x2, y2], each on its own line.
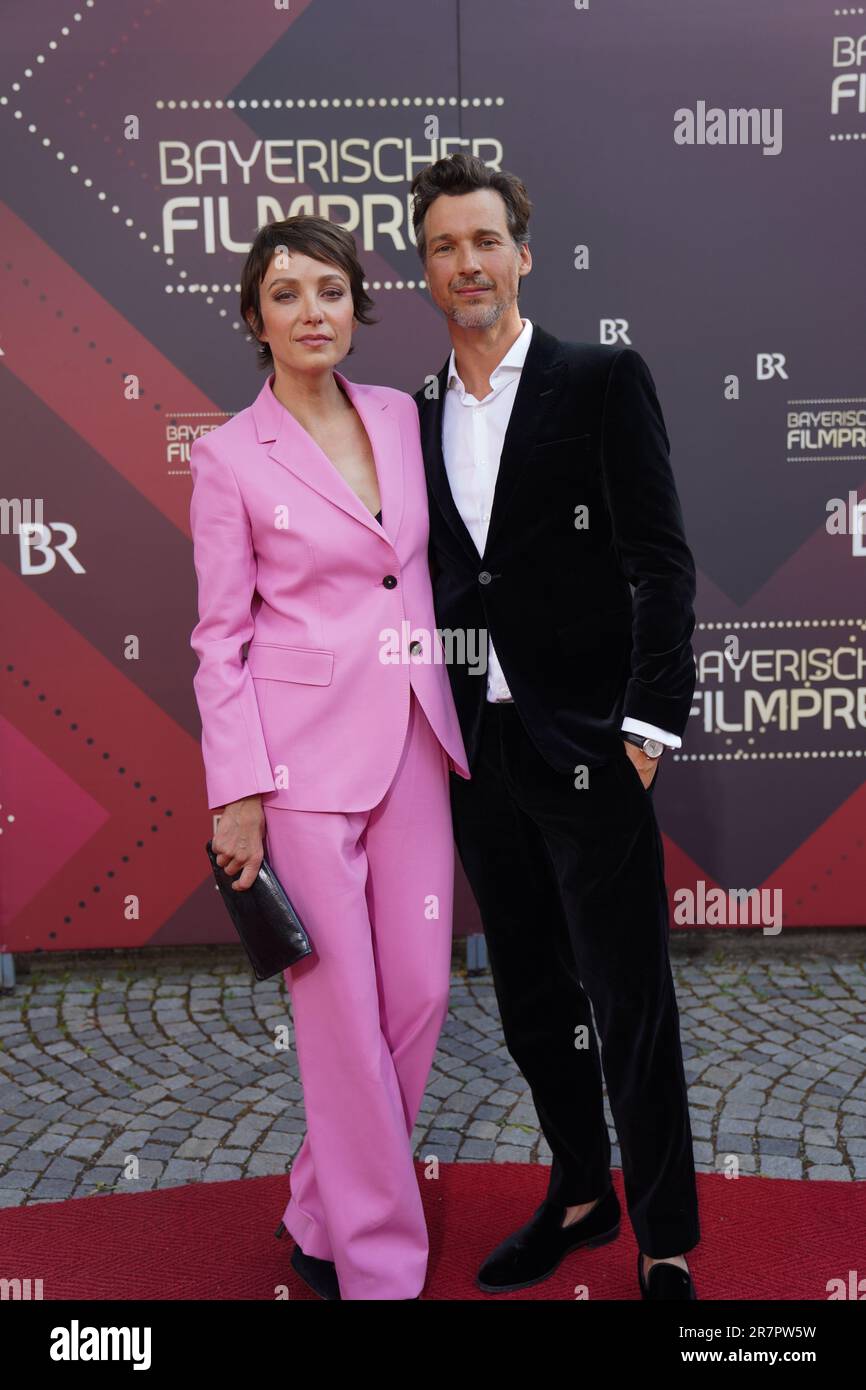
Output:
[449, 700, 700, 1258]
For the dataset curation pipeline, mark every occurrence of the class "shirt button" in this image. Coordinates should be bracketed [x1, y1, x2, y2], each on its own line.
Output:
[478, 570, 492, 585]
[482, 511, 490, 522]
[382, 575, 398, 588]
[409, 640, 422, 655]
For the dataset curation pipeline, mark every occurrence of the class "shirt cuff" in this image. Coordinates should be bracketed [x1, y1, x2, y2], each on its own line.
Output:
[621, 717, 682, 750]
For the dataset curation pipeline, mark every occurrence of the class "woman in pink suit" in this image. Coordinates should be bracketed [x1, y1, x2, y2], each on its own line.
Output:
[188, 215, 470, 1301]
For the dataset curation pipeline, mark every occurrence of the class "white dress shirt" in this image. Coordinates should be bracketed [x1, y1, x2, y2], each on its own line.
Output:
[441, 317, 681, 749]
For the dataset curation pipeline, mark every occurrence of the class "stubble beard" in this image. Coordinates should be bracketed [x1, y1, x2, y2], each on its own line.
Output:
[446, 285, 516, 331]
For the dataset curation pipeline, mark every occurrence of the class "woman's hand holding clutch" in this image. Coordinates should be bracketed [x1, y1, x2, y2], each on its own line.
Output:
[212, 794, 266, 891]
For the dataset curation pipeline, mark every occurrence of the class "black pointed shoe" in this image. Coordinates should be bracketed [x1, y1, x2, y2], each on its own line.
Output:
[637, 1250, 698, 1300]
[477, 1186, 621, 1294]
[275, 1219, 342, 1300]
[290, 1245, 342, 1300]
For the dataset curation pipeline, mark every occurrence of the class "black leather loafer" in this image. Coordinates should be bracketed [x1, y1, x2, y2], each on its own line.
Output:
[477, 1185, 621, 1293]
[637, 1249, 698, 1300]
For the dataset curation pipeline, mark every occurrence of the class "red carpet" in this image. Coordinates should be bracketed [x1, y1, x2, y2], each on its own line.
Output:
[2, 1165, 860, 1300]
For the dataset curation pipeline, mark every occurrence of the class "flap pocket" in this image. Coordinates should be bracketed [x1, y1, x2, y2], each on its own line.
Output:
[246, 642, 334, 685]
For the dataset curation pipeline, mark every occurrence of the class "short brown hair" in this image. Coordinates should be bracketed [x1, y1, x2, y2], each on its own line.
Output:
[410, 152, 532, 265]
[240, 215, 378, 372]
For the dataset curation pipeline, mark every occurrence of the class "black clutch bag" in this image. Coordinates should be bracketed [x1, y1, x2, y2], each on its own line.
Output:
[205, 839, 314, 980]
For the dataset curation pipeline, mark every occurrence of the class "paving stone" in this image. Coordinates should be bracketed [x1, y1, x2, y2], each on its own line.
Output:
[474, 1104, 507, 1122]
[757, 1117, 801, 1139]
[718, 1118, 756, 1135]
[804, 1146, 843, 1165]
[448, 1064, 485, 1082]
[26, 1133, 69, 1155]
[802, 1105, 838, 1126]
[458, 1138, 496, 1160]
[507, 1103, 539, 1126]
[43, 1156, 85, 1180]
[721, 1101, 761, 1119]
[258, 1132, 299, 1155]
[688, 1085, 723, 1106]
[431, 1111, 470, 1131]
[466, 1120, 500, 1141]
[408, 1057, 462, 1091]
[441, 1091, 479, 1116]
[717, 1133, 755, 1153]
[804, 1127, 838, 1146]
[486, 1089, 522, 1106]
[247, 1152, 293, 1176]
[191, 1118, 233, 1140]
[759, 1155, 803, 1178]
[498, 1125, 535, 1148]
[493, 1144, 533, 1162]
[135, 1144, 175, 1161]
[269, 1117, 306, 1135]
[425, 1128, 463, 1147]
[757, 1137, 801, 1157]
[418, 1144, 458, 1161]
[2, 1148, 48, 1173]
[763, 1099, 801, 1120]
[175, 1137, 218, 1159]
[162, 1159, 205, 1180]
[0, 1169, 38, 1191]
[203, 1164, 244, 1181]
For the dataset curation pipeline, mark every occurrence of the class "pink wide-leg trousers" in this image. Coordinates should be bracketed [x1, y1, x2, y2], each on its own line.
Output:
[262, 689, 455, 1300]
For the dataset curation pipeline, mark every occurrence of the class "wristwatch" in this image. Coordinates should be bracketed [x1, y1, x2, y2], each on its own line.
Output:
[623, 732, 666, 759]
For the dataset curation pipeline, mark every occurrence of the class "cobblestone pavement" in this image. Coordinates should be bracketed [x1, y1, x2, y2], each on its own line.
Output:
[0, 938, 864, 1207]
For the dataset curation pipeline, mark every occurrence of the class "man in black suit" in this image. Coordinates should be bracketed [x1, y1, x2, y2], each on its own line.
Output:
[410, 153, 700, 1300]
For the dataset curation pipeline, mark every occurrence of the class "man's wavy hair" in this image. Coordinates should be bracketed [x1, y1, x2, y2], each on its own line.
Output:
[410, 152, 532, 268]
[240, 215, 378, 371]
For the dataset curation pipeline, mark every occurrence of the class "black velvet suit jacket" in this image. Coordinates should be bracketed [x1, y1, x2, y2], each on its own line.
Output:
[412, 322, 697, 776]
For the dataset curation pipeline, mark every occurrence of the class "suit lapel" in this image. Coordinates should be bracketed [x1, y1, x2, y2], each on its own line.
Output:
[254, 370, 405, 541]
[485, 327, 565, 551]
[418, 323, 566, 561]
[418, 360, 479, 560]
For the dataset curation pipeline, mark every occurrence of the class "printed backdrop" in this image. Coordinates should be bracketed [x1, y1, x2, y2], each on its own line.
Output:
[2, 0, 864, 952]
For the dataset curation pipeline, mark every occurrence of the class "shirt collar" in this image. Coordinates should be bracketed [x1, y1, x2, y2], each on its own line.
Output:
[447, 317, 533, 400]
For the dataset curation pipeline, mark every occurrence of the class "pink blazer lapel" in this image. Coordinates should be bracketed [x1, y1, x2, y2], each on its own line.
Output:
[252, 370, 405, 541]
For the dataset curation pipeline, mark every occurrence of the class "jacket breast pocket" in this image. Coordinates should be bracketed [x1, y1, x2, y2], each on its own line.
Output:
[531, 432, 592, 453]
[246, 643, 334, 685]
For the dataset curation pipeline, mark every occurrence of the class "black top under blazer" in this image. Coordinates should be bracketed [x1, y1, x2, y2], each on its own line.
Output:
[413, 322, 697, 776]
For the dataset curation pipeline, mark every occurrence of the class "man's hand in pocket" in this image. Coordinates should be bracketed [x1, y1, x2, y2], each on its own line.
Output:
[623, 740, 660, 791]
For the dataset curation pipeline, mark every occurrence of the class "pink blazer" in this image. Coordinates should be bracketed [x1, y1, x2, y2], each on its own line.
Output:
[188, 370, 471, 812]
